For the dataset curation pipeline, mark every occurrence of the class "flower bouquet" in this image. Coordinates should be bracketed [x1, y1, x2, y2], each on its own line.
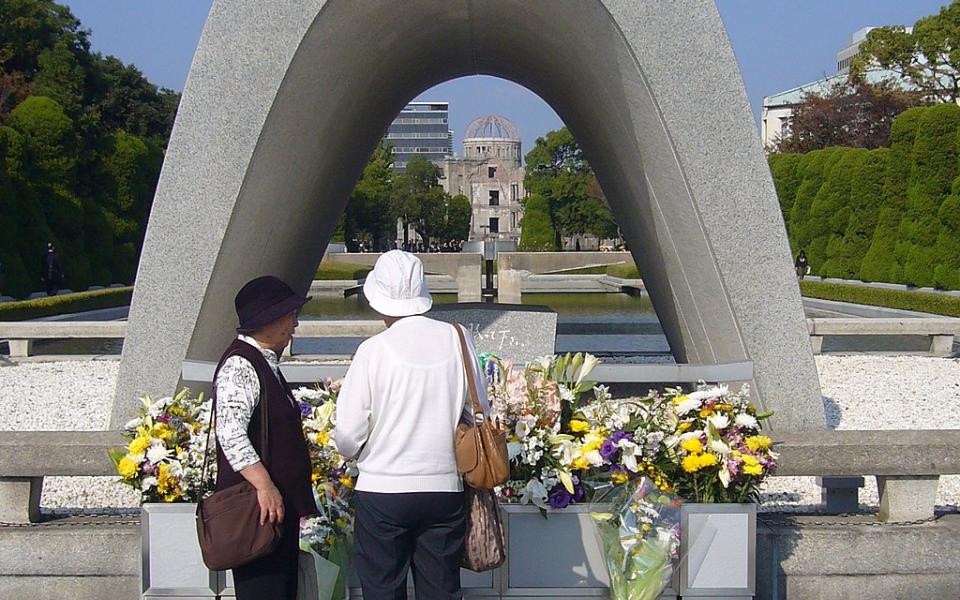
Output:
[483, 352, 603, 509]
[659, 383, 777, 503]
[590, 477, 683, 600]
[294, 381, 354, 600]
[109, 388, 213, 502]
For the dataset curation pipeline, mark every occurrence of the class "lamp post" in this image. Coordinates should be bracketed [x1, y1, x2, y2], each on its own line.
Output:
[478, 225, 496, 303]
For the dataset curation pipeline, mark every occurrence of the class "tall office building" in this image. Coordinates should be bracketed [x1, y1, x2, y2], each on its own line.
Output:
[385, 102, 452, 171]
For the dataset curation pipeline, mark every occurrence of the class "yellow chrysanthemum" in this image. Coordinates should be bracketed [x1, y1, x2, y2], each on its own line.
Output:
[682, 454, 701, 473]
[117, 456, 138, 479]
[697, 453, 718, 469]
[745, 435, 773, 453]
[311, 471, 321, 483]
[128, 436, 151, 456]
[153, 423, 173, 440]
[743, 462, 763, 476]
[680, 438, 703, 454]
[677, 421, 693, 433]
[317, 431, 331, 446]
[611, 471, 629, 485]
[699, 407, 715, 418]
[672, 395, 689, 406]
[569, 420, 589, 433]
[339, 476, 355, 489]
[572, 456, 591, 470]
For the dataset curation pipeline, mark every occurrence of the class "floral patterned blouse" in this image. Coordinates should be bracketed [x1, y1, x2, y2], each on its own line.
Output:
[214, 334, 287, 472]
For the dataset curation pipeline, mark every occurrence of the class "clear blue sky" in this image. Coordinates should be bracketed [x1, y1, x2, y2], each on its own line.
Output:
[63, 0, 950, 161]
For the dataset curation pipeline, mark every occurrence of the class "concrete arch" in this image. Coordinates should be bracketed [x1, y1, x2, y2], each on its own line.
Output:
[112, 0, 824, 430]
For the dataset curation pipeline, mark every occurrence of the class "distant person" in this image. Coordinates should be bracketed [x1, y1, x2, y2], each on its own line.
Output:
[795, 250, 809, 280]
[41, 243, 64, 296]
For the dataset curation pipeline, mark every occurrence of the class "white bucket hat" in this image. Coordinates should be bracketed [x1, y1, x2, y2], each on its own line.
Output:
[362, 250, 433, 317]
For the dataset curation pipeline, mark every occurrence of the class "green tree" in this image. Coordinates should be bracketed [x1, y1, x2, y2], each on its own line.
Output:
[390, 155, 449, 247]
[788, 147, 846, 262]
[443, 194, 472, 242]
[898, 104, 960, 287]
[824, 148, 888, 279]
[524, 127, 615, 244]
[345, 141, 394, 250]
[861, 107, 926, 282]
[807, 148, 864, 271]
[934, 188, 960, 289]
[518, 194, 558, 251]
[853, 1, 960, 104]
[768, 153, 803, 228]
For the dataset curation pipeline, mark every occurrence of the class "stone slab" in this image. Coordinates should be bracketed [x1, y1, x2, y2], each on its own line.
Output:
[878, 475, 939, 522]
[426, 303, 556, 364]
[0, 477, 41, 523]
[772, 430, 960, 476]
[0, 576, 140, 600]
[0, 431, 123, 477]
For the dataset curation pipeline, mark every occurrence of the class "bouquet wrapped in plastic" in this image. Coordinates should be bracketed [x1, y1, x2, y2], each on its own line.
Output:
[590, 477, 683, 600]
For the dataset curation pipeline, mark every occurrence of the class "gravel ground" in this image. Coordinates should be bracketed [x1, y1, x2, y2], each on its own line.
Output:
[1, 355, 958, 513]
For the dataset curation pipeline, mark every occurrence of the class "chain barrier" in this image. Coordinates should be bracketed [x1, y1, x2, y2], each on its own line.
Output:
[758, 511, 954, 528]
[0, 512, 140, 528]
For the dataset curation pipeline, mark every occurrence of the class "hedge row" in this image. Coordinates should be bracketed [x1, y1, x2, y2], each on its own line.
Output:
[0, 287, 133, 321]
[314, 262, 373, 280]
[770, 104, 960, 290]
[799, 280, 960, 318]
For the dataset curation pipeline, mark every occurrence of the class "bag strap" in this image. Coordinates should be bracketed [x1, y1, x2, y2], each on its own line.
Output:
[454, 322, 484, 421]
[201, 351, 272, 494]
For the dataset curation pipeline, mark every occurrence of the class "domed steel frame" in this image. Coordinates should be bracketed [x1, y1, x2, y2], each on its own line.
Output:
[464, 115, 521, 141]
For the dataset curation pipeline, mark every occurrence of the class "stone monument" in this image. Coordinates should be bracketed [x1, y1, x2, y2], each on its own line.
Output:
[112, 0, 825, 431]
[428, 303, 557, 365]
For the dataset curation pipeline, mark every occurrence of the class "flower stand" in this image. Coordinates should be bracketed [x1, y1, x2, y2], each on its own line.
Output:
[676, 503, 756, 599]
[141, 503, 227, 598]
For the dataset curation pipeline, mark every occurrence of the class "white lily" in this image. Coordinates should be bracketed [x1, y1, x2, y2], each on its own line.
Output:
[718, 465, 732, 488]
[616, 439, 640, 472]
[575, 354, 600, 388]
[507, 442, 524, 461]
[521, 478, 549, 509]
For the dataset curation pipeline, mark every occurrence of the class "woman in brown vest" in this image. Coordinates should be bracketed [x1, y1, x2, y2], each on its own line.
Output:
[213, 276, 317, 600]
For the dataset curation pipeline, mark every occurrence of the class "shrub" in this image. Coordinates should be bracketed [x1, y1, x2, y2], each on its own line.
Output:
[767, 153, 803, 228]
[799, 279, 960, 317]
[0, 287, 132, 321]
[788, 148, 846, 262]
[824, 148, 887, 279]
[314, 261, 372, 280]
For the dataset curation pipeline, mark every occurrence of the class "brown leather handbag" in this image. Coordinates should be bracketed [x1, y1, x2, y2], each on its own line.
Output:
[195, 378, 281, 571]
[453, 323, 510, 489]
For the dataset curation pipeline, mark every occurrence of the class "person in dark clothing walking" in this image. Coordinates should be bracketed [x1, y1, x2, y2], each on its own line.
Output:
[41, 243, 64, 296]
[795, 250, 809, 280]
[213, 276, 317, 600]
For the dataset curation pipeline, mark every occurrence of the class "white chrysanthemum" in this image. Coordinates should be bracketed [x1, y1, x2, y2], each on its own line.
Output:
[707, 414, 730, 431]
[141, 476, 158, 492]
[146, 443, 170, 464]
[686, 385, 729, 403]
[710, 438, 732, 455]
[674, 397, 702, 416]
[124, 418, 140, 431]
[735, 413, 759, 429]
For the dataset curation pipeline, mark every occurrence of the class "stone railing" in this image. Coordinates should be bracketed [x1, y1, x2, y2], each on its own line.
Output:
[2, 429, 958, 524]
[5, 318, 959, 358]
[807, 317, 960, 356]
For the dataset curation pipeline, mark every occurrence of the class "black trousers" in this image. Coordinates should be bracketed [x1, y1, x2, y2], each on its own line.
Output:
[354, 490, 466, 600]
[232, 510, 300, 600]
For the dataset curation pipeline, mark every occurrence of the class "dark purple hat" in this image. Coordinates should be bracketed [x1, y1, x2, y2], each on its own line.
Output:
[235, 276, 311, 333]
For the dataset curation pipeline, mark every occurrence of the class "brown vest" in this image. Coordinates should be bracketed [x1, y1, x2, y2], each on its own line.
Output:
[213, 339, 317, 518]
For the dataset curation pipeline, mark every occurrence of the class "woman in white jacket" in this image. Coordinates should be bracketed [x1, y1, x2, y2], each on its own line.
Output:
[335, 250, 487, 599]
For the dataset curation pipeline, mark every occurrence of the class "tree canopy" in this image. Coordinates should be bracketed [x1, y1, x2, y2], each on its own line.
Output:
[523, 127, 617, 244]
[852, 0, 960, 104]
[0, 0, 178, 297]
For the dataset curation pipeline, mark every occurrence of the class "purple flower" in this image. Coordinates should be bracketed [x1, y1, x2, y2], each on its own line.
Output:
[600, 439, 619, 461]
[298, 402, 312, 417]
[610, 431, 634, 445]
[548, 484, 574, 509]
